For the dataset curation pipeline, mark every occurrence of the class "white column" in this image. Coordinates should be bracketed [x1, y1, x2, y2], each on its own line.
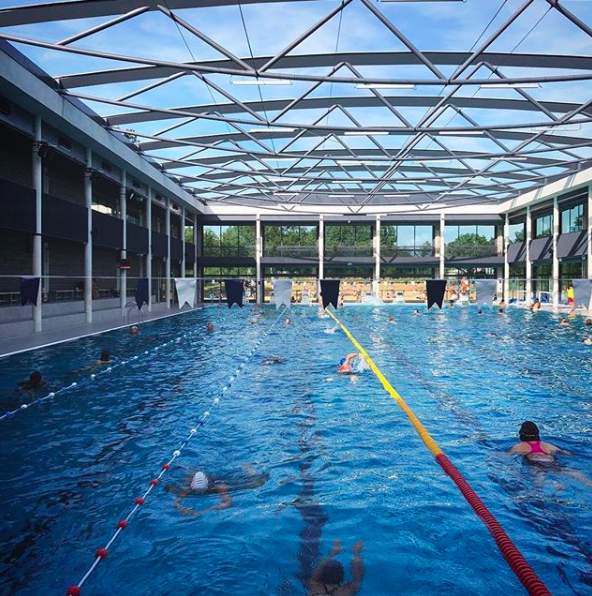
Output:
[32, 116, 43, 332]
[181, 206, 186, 278]
[255, 213, 262, 304]
[318, 215, 325, 304]
[146, 187, 152, 313]
[120, 172, 127, 315]
[503, 213, 510, 302]
[587, 184, 592, 279]
[525, 205, 533, 306]
[552, 196, 560, 310]
[439, 214, 445, 278]
[165, 197, 171, 308]
[373, 215, 381, 298]
[84, 148, 93, 323]
[194, 212, 200, 303]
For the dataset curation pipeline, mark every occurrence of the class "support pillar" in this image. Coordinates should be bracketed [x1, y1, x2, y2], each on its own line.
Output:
[181, 206, 186, 278]
[373, 215, 381, 298]
[146, 187, 152, 313]
[503, 213, 510, 302]
[84, 148, 93, 323]
[588, 184, 592, 280]
[32, 116, 43, 332]
[194, 212, 201, 303]
[439, 213, 445, 279]
[120, 172, 127, 315]
[552, 196, 560, 310]
[256, 214, 262, 304]
[319, 215, 324, 303]
[525, 205, 533, 306]
[165, 197, 171, 309]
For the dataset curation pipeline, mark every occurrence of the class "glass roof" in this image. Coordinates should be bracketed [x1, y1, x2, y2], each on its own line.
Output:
[1, 0, 591, 213]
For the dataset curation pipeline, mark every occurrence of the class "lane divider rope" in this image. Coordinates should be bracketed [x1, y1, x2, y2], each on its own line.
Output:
[0, 309, 236, 423]
[325, 308, 552, 596]
[65, 306, 286, 596]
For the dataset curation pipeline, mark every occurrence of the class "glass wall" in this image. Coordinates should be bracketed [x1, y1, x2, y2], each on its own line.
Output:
[508, 220, 525, 242]
[534, 212, 552, 239]
[325, 225, 372, 257]
[561, 203, 585, 234]
[560, 261, 585, 302]
[444, 224, 496, 258]
[263, 224, 317, 257]
[380, 225, 433, 257]
[203, 225, 256, 257]
[509, 265, 526, 302]
[325, 266, 373, 302]
[202, 266, 256, 302]
[532, 264, 552, 300]
[263, 266, 317, 303]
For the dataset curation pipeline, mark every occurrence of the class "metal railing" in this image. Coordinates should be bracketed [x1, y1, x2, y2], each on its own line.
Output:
[202, 245, 256, 258]
[324, 245, 373, 258]
[445, 243, 499, 259]
[381, 245, 434, 258]
[263, 245, 318, 258]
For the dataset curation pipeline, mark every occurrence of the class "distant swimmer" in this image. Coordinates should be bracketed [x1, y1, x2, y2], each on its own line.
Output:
[560, 318, 569, 327]
[387, 316, 396, 324]
[413, 309, 420, 315]
[477, 309, 483, 315]
[585, 318, 592, 327]
[166, 465, 269, 518]
[498, 308, 505, 315]
[324, 326, 339, 334]
[285, 318, 292, 326]
[96, 350, 112, 365]
[206, 322, 215, 332]
[130, 325, 139, 335]
[262, 356, 285, 365]
[583, 336, 592, 346]
[16, 371, 45, 393]
[509, 421, 592, 489]
[531, 299, 541, 312]
[307, 539, 365, 596]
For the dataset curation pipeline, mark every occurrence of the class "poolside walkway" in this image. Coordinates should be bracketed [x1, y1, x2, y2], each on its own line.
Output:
[0, 304, 205, 358]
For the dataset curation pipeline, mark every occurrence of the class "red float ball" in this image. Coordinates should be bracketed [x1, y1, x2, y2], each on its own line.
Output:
[117, 520, 128, 530]
[149, 479, 158, 487]
[95, 548, 108, 559]
[161, 463, 170, 471]
[66, 586, 81, 596]
[135, 497, 145, 505]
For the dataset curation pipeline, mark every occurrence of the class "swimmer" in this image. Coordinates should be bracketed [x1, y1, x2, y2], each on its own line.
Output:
[307, 539, 365, 596]
[531, 299, 541, 312]
[16, 371, 44, 392]
[499, 299, 507, 308]
[585, 318, 592, 327]
[413, 309, 420, 315]
[338, 353, 363, 374]
[130, 325, 139, 335]
[560, 318, 569, 327]
[387, 316, 396, 324]
[96, 350, 112, 365]
[583, 336, 592, 346]
[206, 322, 215, 332]
[498, 308, 504, 315]
[324, 326, 339, 334]
[262, 356, 285, 365]
[477, 309, 483, 315]
[285, 318, 292, 326]
[509, 421, 592, 489]
[166, 465, 269, 517]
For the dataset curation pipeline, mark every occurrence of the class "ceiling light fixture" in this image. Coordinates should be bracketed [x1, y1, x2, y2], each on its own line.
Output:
[355, 83, 416, 89]
[344, 131, 389, 135]
[329, 194, 354, 198]
[384, 194, 410, 198]
[262, 157, 297, 162]
[492, 156, 528, 162]
[274, 192, 299, 196]
[231, 77, 291, 86]
[248, 127, 295, 133]
[439, 130, 483, 136]
[480, 82, 541, 89]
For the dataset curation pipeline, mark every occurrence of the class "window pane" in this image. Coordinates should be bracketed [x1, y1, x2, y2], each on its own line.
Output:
[340, 226, 355, 245]
[509, 222, 525, 242]
[355, 226, 372, 246]
[325, 226, 341, 247]
[238, 225, 255, 247]
[264, 225, 281, 248]
[203, 226, 220, 256]
[414, 226, 433, 246]
[476, 225, 495, 242]
[396, 226, 414, 246]
[444, 226, 459, 244]
[300, 226, 317, 246]
[281, 225, 300, 245]
[381, 225, 397, 246]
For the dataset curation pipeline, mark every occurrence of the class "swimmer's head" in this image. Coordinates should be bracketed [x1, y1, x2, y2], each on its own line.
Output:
[519, 420, 540, 442]
[190, 471, 209, 493]
[586, 318, 592, 326]
[478, 309, 483, 314]
[206, 322, 214, 331]
[320, 560, 344, 586]
[130, 326, 139, 334]
[100, 350, 110, 362]
[29, 371, 42, 386]
[498, 308, 504, 314]
[388, 316, 394, 321]
[339, 358, 346, 366]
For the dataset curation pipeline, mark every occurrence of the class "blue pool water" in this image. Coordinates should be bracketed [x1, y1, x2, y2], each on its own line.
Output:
[1, 306, 592, 596]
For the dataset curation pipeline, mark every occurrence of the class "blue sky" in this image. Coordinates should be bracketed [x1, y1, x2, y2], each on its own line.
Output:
[1, 0, 591, 202]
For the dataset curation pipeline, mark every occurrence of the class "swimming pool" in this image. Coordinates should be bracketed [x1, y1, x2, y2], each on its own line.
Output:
[1, 305, 591, 596]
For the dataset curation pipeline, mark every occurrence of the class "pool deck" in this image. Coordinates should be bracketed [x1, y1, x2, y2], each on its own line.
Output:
[0, 304, 205, 358]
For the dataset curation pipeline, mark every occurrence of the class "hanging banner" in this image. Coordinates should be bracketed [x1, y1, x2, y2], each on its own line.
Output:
[320, 279, 340, 309]
[20, 276, 40, 306]
[175, 278, 197, 309]
[426, 279, 447, 310]
[272, 279, 293, 309]
[474, 280, 497, 307]
[572, 279, 592, 310]
[225, 279, 244, 309]
[135, 278, 149, 310]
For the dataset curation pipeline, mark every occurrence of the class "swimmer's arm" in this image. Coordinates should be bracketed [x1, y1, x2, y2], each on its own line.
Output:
[342, 541, 364, 596]
[213, 485, 233, 510]
[309, 539, 342, 587]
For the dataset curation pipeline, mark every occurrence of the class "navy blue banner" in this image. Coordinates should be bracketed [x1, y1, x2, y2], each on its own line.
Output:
[426, 279, 447, 310]
[135, 278, 149, 310]
[20, 276, 40, 306]
[225, 279, 244, 309]
[320, 279, 340, 309]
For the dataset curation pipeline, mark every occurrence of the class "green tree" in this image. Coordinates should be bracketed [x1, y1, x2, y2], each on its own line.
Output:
[446, 233, 494, 258]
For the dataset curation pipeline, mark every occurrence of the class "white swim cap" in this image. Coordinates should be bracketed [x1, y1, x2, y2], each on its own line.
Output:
[190, 471, 209, 493]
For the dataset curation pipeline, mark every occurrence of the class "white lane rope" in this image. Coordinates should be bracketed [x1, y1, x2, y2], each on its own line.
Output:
[65, 306, 287, 596]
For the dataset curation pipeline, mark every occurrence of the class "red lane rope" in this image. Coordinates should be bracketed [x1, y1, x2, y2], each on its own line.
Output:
[436, 453, 551, 596]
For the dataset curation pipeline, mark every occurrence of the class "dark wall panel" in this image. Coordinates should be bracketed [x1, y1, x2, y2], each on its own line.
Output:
[0, 178, 35, 233]
[171, 238, 183, 261]
[93, 211, 123, 249]
[557, 231, 588, 259]
[43, 193, 87, 243]
[152, 231, 168, 258]
[127, 222, 148, 255]
[530, 237, 553, 262]
[185, 242, 196, 264]
[508, 241, 527, 263]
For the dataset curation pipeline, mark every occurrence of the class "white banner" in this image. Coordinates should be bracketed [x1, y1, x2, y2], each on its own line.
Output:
[475, 280, 497, 307]
[175, 278, 197, 309]
[272, 279, 293, 309]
